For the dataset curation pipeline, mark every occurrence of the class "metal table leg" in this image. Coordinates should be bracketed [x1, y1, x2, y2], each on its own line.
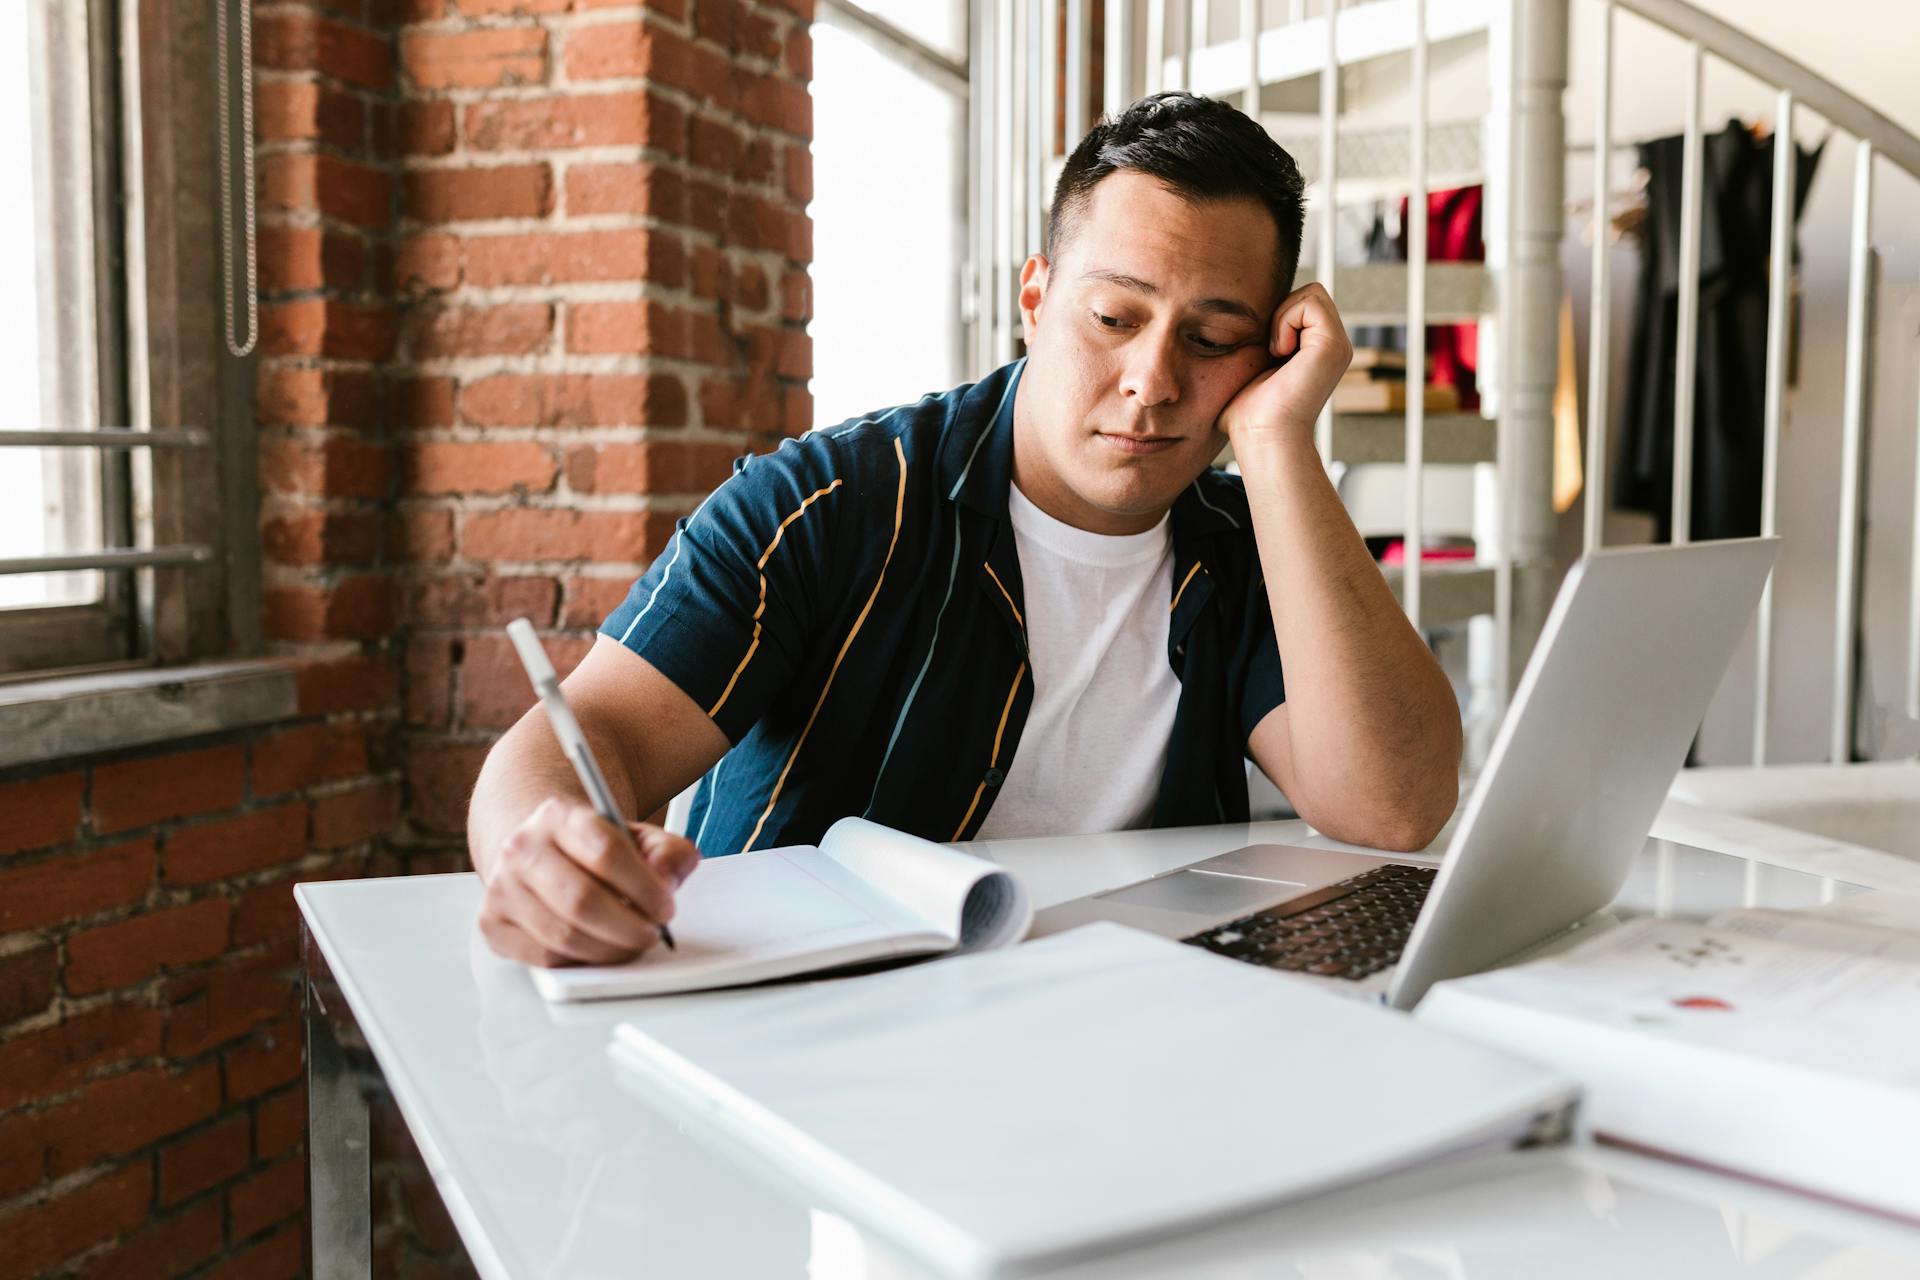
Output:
[305, 925, 372, 1279]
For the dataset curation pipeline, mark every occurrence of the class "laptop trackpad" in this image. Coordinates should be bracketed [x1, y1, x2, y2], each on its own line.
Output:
[1093, 869, 1305, 918]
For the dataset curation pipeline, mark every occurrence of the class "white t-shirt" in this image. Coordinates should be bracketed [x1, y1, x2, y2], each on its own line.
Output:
[975, 484, 1183, 839]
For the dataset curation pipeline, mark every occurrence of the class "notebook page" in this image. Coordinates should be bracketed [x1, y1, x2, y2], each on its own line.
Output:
[531, 845, 950, 1001]
[818, 817, 1032, 952]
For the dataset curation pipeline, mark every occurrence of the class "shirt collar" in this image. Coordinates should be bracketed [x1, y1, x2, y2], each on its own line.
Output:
[937, 357, 1024, 518]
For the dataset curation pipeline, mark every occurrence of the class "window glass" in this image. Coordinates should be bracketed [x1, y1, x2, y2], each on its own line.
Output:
[849, 0, 966, 63]
[0, 2, 102, 611]
[808, 21, 965, 428]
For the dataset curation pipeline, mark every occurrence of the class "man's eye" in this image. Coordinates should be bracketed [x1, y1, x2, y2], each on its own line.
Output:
[1191, 335, 1232, 352]
[1091, 310, 1127, 330]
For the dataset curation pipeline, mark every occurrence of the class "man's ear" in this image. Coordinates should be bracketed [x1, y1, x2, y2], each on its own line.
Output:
[1018, 254, 1050, 344]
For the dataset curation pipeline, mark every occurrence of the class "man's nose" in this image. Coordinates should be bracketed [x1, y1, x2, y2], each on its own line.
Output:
[1117, 329, 1181, 407]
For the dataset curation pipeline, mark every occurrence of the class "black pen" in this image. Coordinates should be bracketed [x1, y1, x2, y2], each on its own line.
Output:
[507, 618, 676, 951]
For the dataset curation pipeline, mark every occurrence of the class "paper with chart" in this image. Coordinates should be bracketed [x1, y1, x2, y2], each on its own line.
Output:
[1430, 909, 1920, 1089]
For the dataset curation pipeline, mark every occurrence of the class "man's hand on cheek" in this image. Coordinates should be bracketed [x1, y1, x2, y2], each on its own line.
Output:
[1217, 283, 1353, 452]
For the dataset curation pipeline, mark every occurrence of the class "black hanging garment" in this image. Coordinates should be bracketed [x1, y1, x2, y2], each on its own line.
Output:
[1616, 121, 1822, 541]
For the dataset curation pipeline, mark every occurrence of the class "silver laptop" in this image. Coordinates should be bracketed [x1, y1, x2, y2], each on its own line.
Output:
[1035, 537, 1781, 1010]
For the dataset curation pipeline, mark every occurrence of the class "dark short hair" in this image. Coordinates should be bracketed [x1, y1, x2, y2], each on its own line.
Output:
[1046, 92, 1307, 297]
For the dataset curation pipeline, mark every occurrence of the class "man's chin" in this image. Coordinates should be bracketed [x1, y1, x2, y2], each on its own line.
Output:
[1069, 469, 1195, 524]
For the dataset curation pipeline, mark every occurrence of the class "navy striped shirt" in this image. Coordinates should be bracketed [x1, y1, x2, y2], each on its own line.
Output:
[601, 357, 1286, 856]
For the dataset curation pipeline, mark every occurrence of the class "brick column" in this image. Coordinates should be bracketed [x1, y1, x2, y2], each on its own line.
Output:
[0, 2, 812, 1275]
[392, 0, 816, 851]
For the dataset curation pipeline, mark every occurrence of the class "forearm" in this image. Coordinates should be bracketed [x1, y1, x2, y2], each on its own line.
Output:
[1237, 432, 1462, 844]
[466, 707, 644, 882]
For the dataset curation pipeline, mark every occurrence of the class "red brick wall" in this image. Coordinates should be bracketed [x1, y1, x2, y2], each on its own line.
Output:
[0, 1, 813, 1275]
[0, 728, 388, 1279]
[393, 0, 815, 857]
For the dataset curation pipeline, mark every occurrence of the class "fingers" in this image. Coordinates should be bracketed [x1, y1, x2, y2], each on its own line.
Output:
[477, 797, 675, 968]
[518, 840, 664, 955]
[480, 879, 648, 967]
[553, 803, 676, 924]
[480, 915, 568, 968]
[630, 823, 701, 891]
[1268, 283, 1352, 363]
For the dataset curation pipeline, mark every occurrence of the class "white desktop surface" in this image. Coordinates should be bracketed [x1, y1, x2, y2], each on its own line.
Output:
[296, 819, 1920, 1279]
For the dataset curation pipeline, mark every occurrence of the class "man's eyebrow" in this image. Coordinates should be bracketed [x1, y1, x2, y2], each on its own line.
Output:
[1078, 268, 1262, 323]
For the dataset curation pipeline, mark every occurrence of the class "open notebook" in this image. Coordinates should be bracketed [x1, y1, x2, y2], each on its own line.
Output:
[608, 923, 1578, 1278]
[531, 817, 1031, 1002]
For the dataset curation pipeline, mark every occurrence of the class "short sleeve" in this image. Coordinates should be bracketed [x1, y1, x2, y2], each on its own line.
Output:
[1238, 577, 1286, 743]
[600, 438, 847, 744]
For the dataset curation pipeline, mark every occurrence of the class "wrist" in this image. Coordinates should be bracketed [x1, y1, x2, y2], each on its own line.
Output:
[1228, 421, 1321, 471]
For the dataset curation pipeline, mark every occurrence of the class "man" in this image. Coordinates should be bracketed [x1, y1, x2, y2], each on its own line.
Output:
[468, 93, 1462, 968]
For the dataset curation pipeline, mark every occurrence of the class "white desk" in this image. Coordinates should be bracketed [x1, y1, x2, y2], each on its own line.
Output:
[296, 820, 1920, 1278]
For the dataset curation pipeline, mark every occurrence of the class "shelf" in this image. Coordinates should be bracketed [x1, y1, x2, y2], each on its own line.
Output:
[1298, 262, 1495, 324]
[1274, 120, 1485, 196]
[1330, 413, 1495, 466]
[1380, 563, 1495, 626]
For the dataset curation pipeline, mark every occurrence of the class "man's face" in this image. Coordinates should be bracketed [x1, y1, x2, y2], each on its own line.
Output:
[1012, 170, 1285, 535]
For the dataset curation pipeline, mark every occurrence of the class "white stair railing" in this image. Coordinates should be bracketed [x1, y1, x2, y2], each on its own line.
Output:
[968, 0, 1920, 764]
[971, 0, 1552, 753]
[1592, 0, 1920, 763]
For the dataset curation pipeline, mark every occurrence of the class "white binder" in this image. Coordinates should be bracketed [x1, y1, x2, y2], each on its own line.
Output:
[609, 923, 1577, 1277]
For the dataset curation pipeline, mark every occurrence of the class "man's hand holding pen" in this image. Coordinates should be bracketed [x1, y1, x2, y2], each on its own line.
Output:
[477, 797, 699, 967]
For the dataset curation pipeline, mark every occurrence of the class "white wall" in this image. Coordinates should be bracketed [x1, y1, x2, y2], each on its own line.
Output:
[1558, 0, 1920, 764]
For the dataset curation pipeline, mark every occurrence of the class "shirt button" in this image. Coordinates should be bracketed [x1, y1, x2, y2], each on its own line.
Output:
[984, 768, 1006, 787]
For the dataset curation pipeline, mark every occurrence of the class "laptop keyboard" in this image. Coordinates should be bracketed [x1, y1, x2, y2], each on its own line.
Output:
[1182, 863, 1439, 980]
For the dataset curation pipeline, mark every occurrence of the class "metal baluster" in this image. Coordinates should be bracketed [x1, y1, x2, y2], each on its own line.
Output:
[1147, 0, 1166, 94]
[1405, 0, 1428, 628]
[997, 0, 1017, 363]
[971, 0, 992, 374]
[1491, 0, 1515, 708]
[1754, 89, 1795, 764]
[1040, 0, 1060, 272]
[1187, 0, 1206, 89]
[1028, 0, 1046, 259]
[1831, 140, 1874, 764]
[1671, 41, 1703, 545]
[1066, 0, 1087, 144]
[1582, 0, 1613, 556]
[1104, 0, 1131, 116]
[1241, 0, 1259, 116]
[1908, 322, 1920, 723]
[1314, 0, 1339, 462]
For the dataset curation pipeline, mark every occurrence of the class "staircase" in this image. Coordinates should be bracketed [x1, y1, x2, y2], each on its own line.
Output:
[964, 0, 1920, 766]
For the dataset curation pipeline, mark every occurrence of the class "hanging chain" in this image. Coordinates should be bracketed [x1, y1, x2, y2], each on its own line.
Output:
[217, 0, 258, 358]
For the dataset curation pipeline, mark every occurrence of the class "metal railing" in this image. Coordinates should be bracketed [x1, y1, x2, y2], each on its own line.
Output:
[1592, 0, 1920, 763]
[967, 0, 1920, 764]
[0, 430, 215, 577]
[968, 0, 1547, 742]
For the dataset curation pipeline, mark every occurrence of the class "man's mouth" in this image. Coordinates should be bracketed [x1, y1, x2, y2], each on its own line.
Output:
[1096, 432, 1182, 456]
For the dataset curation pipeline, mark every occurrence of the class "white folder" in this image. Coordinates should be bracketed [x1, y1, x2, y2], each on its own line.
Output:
[609, 923, 1576, 1278]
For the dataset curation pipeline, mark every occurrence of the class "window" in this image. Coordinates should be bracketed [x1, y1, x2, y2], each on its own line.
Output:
[808, 1, 971, 427]
[0, 0, 251, 681]
[0, 1, 132, 673]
